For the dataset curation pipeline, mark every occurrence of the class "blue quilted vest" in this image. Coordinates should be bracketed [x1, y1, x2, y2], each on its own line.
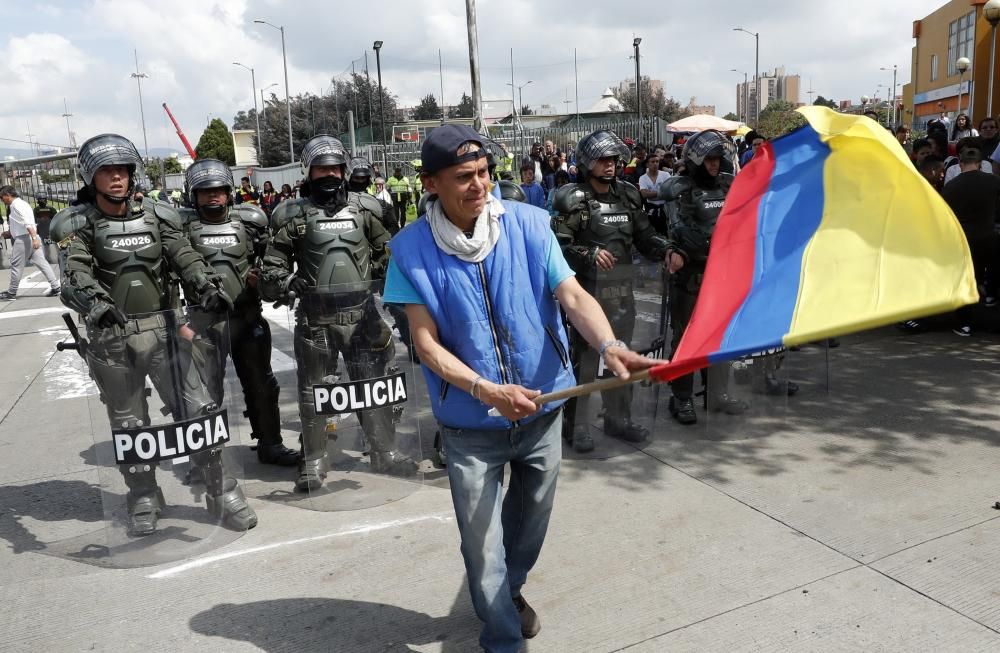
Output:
[389, 200, 576, 429]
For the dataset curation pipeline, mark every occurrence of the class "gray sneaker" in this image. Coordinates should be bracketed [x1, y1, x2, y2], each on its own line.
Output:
[45, 287, 61, 297]
[0, 291, 16, 301]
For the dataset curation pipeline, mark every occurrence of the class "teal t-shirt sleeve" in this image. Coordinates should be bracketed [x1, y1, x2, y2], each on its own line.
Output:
[382, 258, 425, 305]
[545, 230, 575, 292]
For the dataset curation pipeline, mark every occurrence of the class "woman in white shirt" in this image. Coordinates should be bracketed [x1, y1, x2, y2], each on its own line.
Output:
[951, 114, 979, 141]
[638, 154, 670, 233]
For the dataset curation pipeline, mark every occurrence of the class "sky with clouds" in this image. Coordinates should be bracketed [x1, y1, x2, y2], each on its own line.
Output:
[1, 0, 946, 154]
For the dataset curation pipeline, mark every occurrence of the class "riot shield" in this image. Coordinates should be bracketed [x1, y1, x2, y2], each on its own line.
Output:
[62, 309, 251, 568]
[563, 260, 667, 459]
[249, 280, 426, 511]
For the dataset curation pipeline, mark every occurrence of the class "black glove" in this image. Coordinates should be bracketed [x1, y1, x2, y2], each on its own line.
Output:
[288, 276, 310, 295]
[94, 303, 127, 329]
[200, 286, 234, 314]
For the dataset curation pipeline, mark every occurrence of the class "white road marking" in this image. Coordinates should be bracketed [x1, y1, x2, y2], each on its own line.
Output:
[147, 512, 454, 579]
[0, 306, 67, 321]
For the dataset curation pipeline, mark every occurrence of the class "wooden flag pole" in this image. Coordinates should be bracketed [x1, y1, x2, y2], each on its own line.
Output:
[533, 369, 653, 406]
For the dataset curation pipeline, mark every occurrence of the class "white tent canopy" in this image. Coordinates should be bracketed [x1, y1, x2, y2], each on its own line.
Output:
[666, 115, 745, 133]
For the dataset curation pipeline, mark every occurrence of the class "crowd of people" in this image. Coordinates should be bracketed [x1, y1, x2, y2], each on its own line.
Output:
[0, 109, 993, 652]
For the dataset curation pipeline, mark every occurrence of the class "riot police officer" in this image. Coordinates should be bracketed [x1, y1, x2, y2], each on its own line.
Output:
[659, 129, 747, 425]
[553, 130, 669, 453]
[348, 157, 396, 235]
[261, 135, 417, 492]
[51, 134, 255, 536]
[33, 194, 58, 264]
[181, 158, 300, 467]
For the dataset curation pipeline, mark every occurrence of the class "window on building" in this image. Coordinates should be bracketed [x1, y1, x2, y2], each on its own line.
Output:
[947, 10, 976, 76]
[931, 54, 939, 81]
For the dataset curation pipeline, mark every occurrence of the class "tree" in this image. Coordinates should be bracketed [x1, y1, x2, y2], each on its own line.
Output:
[412, 93, 442, 121]
[234, 72, 399, 167]
[813, 95, 837, 109]
[757, 99, 806, 138]
[612, 77, 691, 123]
[195, 119, 235, 165]
[520, 104, 534, 116]
[145, 159, 163, 186]
[164, 157, 183, 174]
[722, 112, 740, 121]
[449, 92, 474, 119]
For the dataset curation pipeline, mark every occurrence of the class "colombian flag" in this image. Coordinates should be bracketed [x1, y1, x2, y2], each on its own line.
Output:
[650, 106, 979, 383]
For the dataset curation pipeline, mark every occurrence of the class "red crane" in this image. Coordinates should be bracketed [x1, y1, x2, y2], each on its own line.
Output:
[162, 103, 197, 160]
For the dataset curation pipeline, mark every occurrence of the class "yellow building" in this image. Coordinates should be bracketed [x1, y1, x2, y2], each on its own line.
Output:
[903, 0, 1000, 130]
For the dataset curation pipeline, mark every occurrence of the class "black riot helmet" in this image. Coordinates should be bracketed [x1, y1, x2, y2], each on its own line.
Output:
[498, 180, 526, 203]
[77, 133, 144, 204]
[300, 135, 348, 206]
[35, 193, 47, 205]
[185, 158, 234, 221]
[347, 156, 373, 193]
[576, 130, 630, 183]
[682, 129, 737, 185]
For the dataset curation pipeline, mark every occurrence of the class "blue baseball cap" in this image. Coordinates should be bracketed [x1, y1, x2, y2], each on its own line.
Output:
[421, 123, 488, 175]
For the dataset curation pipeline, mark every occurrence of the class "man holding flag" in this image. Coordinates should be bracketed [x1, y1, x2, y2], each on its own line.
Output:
[383, 124, 656, 653]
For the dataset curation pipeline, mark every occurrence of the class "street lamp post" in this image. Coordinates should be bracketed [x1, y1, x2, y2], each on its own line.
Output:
[633, 37, 642, 142]
[233, 62, 262, 159]
[985, 0, 1000, 117]
[734, 27, 760, 124]
[860, 95, 870, 117]
[373, 41, 387, 174]
[261, 83, 278, 127]
[956, 57, 971, 116]
[880, 65, 898, 126]
[506, 80, 532, 156]
[253, 19, 294, 163]
[731, 69, 748, 123]
[130, 49, 150, 161]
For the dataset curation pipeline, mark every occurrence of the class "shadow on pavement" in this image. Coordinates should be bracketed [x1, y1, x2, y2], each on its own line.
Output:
[189, 594, 482, 653]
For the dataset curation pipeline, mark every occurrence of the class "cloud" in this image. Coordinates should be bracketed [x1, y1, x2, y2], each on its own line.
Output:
[0, 0, 949, 154]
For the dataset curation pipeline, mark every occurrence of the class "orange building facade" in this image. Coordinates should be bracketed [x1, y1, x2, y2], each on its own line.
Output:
[903, 0, 1000, 130]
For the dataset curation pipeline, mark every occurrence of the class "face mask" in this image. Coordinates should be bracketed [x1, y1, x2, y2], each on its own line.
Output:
[310, 174, 344, 205]
[199, 203, 227, 221]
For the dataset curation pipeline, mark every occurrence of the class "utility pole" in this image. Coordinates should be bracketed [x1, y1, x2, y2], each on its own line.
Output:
[62, 98, 75, 148]
[464, 0, 484, 133]
[574, 48, 581, 132]
[439, 49, 446, 123]
[130, 49, 150, 161]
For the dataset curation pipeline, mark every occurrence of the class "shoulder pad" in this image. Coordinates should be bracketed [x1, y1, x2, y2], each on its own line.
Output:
[659, 176, 693, 202]
[617, 181, 642, 208]
[177, 207, 198, 227]
[718, 173, 735, 191]
[50, 205, 94, 247]
[271, 198, 306, 232]
[553, 184, 588, 215]
[145, 199, 183, 228]
[231, 204, 269, 230]
[351, 191, 382, 218]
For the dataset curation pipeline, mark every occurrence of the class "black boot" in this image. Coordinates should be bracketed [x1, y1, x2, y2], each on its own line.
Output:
[206, 478, 258, 531]
[755, 375, 799, 396]
[708, 393, 749, 415]
[370, 450, 418, 477]
[296, 454, 329, 492]
[670, 397, 698, 425]
[604, 416, 649, 442]
[122, 465, 162, 537]
[257, 442, 302, 466]
[568, 423, 595, 453]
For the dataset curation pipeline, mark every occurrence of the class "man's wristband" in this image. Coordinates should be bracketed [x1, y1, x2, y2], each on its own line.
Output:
[599, 339, 629, 360]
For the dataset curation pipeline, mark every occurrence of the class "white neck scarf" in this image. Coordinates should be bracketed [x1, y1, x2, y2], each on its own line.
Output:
[426, 194, 504, 263]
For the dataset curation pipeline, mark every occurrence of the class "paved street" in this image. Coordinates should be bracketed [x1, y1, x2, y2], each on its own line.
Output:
[1, 263, 1000, 652]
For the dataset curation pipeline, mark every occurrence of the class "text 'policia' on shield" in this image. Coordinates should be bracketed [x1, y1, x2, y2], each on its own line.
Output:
[312, 371, 408, 416]
[112, 410, 231, 465]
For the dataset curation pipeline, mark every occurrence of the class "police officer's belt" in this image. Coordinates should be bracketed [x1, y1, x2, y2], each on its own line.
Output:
[299, 292, 370, 324]
[105, 309, 185, 336]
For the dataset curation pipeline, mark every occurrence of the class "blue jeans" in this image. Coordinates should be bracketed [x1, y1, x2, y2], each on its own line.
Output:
[442, 408, 562, 653]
